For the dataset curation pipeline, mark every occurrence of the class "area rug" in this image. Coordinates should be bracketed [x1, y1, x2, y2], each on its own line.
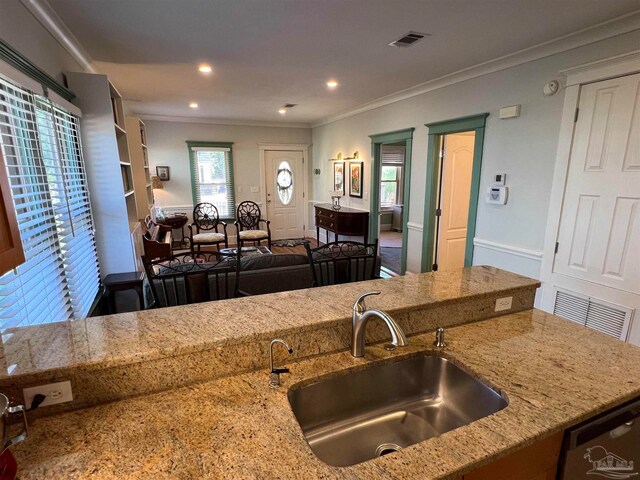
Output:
[380, 246, 401, 274]
[271, 238, 310, 247]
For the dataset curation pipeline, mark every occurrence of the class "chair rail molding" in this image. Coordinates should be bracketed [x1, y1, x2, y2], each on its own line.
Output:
[473, 238, 543, 261]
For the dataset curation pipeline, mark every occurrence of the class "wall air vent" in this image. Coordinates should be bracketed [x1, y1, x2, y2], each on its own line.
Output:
[389, 31, 430, 48]
[553, 288, 634, 340]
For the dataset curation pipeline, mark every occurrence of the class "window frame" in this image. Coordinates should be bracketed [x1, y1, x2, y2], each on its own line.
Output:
[187, 141, 235, 220]
[380, 164, 402, 207]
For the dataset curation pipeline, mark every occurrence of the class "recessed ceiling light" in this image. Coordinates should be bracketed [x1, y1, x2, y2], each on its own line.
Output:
[189, 102, 199, 109]
[198, 64, 212, 73]
[326, 80, 338, 89]
[278, 108, 287, 115]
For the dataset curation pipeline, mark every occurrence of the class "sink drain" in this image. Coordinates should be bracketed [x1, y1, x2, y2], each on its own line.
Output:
[375, 443, 402, 457]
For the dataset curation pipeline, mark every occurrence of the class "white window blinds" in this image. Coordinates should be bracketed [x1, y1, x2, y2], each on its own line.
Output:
[188, 142, 235, 218]
[0, 75, 99, 331]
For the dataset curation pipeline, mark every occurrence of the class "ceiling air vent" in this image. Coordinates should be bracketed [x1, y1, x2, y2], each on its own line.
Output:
[553, 288, 633, 340]
[389, 31, 430, 48]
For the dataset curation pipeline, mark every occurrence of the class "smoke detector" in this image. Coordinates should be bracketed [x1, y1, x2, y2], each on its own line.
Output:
[389, 31, 430, 48]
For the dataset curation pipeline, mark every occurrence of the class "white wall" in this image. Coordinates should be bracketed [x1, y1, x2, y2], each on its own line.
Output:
[145, 120, 311, 213]
[311, 30, 640, 275]
[0, 0, 84, 81]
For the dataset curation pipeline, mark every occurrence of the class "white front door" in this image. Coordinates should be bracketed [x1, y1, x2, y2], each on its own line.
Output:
[436, 132, 475, 271]
[265, 150, 305, 240]
[553, 73, 640, 294]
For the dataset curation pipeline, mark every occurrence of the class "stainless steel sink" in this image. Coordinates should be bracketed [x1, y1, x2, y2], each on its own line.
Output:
[287, 352, 508, 467]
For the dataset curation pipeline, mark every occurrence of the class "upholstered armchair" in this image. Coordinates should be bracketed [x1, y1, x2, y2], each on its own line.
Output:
[234, 201, 271, 249]
[189, 203, 228, 254]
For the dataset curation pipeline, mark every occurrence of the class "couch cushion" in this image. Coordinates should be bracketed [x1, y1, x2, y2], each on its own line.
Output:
[192, 232, 225, 243]
[240, 253, 308, 271]
[239, 229, 268, 240]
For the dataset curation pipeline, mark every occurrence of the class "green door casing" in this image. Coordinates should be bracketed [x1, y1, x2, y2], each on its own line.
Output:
[369, 128, 415, 275]
[420, 114, 489, 273]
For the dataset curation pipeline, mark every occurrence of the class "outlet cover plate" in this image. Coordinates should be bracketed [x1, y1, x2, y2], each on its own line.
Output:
[23, 380, 73, 408]
[495, 296, 513, 312]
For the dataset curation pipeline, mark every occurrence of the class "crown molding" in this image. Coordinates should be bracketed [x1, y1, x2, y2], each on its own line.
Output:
[138, 113, 311, 129]
[19, 0, 97, 73]
[312, 10, 640, 127]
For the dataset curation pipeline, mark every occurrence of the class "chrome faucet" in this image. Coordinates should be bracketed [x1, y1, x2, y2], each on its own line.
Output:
[269, 338, 294, 388]
[351, 291, 408, 357]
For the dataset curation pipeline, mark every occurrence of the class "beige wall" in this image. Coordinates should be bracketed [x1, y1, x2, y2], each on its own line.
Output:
[0, 0, 84, 81]
[145, 120, 311, 211]
[311, 29, 640, 274]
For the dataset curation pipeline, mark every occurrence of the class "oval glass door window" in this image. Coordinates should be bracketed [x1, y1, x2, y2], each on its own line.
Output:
[277, 161, 293, 205]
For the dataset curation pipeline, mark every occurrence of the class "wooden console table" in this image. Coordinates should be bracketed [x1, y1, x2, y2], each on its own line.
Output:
[314, 203, 369, 244]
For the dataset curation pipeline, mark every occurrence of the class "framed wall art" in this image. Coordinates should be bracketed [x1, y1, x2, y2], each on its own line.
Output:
[333, 161, 345, 195]
[156, 165, 170, 181]
[349, 161, 363, 198]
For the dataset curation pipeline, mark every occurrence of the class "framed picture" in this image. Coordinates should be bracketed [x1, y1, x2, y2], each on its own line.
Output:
[156, 166, 170, 181]
[333, 162, 345, 195]
[349, 161, 363, 198]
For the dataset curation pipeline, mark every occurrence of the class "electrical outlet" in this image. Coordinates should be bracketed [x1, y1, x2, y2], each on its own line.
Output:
[495, 296, 513, 312]
[23, 381, 73, 408]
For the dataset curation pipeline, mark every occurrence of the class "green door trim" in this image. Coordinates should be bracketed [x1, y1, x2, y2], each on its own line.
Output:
[369, 127, 415, 274]
[420, 113, 489, 272]
[186, 141, 236, 220]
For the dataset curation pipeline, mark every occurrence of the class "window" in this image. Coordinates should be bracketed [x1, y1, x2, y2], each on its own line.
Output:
[0, 75, 99, 331]
[276, 161, 293, 205]
[380, 165, 401, 206]
[188, 142, 235, 218]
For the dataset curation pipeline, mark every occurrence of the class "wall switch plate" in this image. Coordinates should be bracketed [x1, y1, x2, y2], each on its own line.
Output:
[23, 381, 73, 408]
[495, 296, 513, 312]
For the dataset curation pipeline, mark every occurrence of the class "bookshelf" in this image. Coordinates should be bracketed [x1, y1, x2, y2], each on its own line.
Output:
[65, 72, 143, 276]
[126, 116, 154, 218]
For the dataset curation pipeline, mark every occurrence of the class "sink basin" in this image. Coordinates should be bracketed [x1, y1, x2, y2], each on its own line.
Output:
[287, 352, 508, 467]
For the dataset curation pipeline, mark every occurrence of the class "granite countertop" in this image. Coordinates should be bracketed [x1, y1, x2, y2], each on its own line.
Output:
[13, 309, 640, 480]
[0, 267, 537, 379]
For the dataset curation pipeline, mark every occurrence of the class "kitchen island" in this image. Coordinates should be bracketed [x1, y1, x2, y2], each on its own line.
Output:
[4, 268, 640, 479]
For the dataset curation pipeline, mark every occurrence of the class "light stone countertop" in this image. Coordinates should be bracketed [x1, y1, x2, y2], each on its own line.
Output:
[0, 267, 537, 379]
[13, 309, 640, 480]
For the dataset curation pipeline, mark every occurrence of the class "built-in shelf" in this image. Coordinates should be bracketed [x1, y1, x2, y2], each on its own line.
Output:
[66, 72, 143, 276]
[126, 116, 154, 220]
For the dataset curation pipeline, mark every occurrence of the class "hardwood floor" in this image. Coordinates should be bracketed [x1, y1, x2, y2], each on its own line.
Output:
[270, 239, 318, 255]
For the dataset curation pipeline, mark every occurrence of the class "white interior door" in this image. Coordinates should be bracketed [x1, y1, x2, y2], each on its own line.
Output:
[265, 150, 305, 240]
[436, 132, 475, 271]
[553, 73, 640, 294]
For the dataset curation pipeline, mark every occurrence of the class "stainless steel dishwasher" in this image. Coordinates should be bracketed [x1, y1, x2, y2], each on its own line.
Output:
[557, 397, 640, 479]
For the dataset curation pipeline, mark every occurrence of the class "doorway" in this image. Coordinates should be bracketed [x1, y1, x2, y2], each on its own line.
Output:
[433, 132, 475, 271]
[369, 128, 414, 275]
[421, 114, 488, 272]
[264, 150, 305, 240]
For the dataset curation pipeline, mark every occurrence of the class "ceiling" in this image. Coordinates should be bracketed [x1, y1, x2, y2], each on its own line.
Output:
[48, 0, 640, 126]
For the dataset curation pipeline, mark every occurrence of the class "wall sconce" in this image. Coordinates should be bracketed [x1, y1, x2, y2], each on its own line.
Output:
[151, 175, 164, 190]
[329, 151, 359, 161]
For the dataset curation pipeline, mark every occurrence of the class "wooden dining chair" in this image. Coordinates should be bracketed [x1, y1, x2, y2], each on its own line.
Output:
[234, 201, 272, 249]
[304, 240, 379, 287]
[143, 250, 241, 308]
[189, 202, 228, 254]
